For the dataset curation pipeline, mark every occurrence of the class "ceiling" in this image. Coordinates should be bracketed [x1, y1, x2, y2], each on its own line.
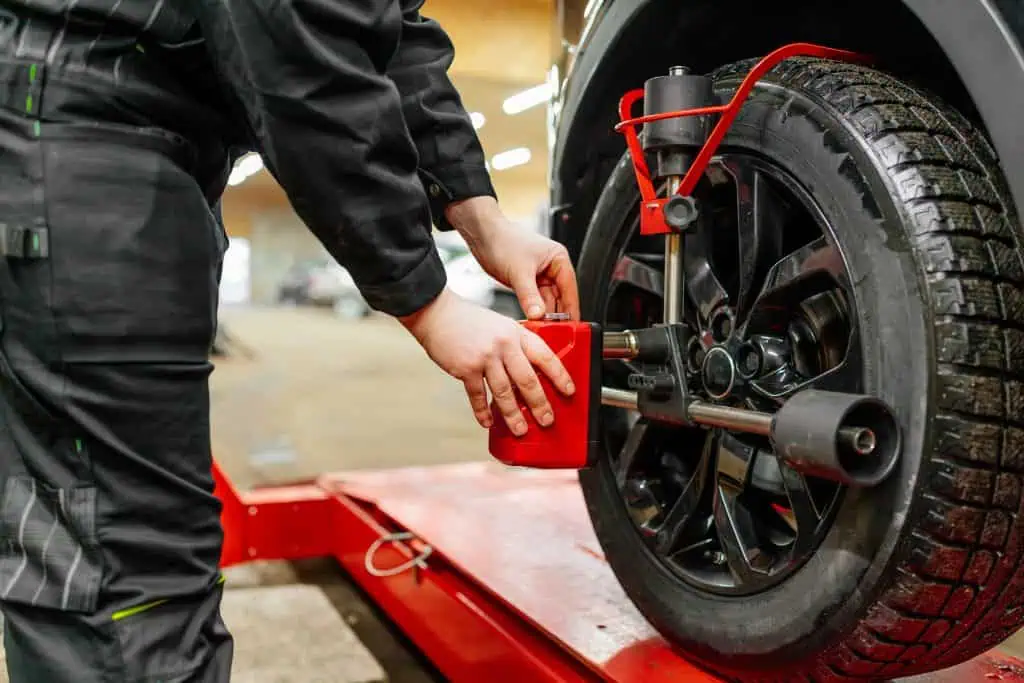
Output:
[225, 0, 555, 223]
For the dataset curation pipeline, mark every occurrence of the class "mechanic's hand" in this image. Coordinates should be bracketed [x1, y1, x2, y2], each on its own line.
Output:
[445, 196, 580, 321]
[399, 287, 576, 435]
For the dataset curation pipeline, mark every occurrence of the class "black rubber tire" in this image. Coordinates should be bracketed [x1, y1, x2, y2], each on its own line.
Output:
[576, 57, 1024, 682]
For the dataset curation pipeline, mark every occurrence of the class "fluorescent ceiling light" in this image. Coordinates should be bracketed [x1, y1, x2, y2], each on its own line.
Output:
[502, 83, 552, 115]
[470, 112, 486, 129]
[227, 153, 264, 186]
[491, 147, 531, 171]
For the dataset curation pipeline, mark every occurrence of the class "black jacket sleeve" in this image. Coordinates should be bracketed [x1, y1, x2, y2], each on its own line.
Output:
[387, 0, 497, 231]
[188, 0, 446, 317]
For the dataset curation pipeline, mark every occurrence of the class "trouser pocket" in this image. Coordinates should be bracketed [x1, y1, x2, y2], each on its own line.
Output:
[0, 474, 101, 613]
[40, 120, 218, 363]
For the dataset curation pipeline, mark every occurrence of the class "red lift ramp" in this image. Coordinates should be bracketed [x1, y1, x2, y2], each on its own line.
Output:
[213, 460, 1024, 683]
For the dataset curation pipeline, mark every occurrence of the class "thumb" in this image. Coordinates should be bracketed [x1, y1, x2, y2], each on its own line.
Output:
[513, 273, 546, 320]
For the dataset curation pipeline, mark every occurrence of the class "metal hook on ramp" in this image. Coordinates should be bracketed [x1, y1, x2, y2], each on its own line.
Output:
[364, 531, 433, 578]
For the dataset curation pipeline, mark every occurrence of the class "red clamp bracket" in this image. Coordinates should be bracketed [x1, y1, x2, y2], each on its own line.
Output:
[614, 42, 871, 236]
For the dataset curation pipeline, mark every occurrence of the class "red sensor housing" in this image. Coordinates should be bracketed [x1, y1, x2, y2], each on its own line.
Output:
[488, 320, 602, 470]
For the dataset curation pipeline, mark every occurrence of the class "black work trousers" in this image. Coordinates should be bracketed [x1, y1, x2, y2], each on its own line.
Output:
[0, 17, 237, 683]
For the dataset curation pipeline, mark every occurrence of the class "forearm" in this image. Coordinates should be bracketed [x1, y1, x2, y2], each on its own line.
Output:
[442, 195, 506, 251]
[190, 0, 447, 317]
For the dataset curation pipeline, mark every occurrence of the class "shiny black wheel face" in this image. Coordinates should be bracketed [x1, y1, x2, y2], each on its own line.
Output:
[600, 153, 863, 597]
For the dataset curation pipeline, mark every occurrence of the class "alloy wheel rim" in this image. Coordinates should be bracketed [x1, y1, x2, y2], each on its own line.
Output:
[598, 152, 864, 596]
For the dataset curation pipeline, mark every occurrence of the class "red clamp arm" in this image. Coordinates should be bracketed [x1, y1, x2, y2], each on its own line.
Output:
[615, 42, 870, 236]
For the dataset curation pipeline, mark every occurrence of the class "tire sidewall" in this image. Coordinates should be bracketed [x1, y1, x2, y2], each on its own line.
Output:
[576, 74, 933, 668]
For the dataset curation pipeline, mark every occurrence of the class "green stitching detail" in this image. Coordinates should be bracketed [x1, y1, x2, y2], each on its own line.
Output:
[24, 95, 31, 114]
[33, 121, 40, 138]
[29, 64, 36, 82]
[111, 576, 224, 621]
[74, 438, 83, 453]
[111, 598, 168, 622]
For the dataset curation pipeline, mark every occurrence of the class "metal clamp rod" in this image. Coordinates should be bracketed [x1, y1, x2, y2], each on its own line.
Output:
[600, 387, 876, 455]
[663, 176, 685, 325]
[602, 387, 639, 411]
[603, 331, 639, 359]
[687, 401, 772, 436]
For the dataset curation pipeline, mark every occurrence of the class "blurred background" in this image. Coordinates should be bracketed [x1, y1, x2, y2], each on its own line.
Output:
[212, 0, 584, 491]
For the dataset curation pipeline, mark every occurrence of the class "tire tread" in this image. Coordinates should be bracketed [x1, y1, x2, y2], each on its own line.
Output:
[710, 57, 1024, 679]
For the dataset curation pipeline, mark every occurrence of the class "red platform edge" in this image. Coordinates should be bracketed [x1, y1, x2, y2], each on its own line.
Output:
[213, 460, 601, 683]
[211, 460, 1024, 683]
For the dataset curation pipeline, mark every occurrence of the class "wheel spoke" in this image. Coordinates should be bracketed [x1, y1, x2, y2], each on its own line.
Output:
[749, 339, 862, 402]
[712, 480, 764, 586]
[761, 237, 833, 294]
[611, 254, 664, 298]
[615, 418, 654, 488]
[723, 161, 785, 326]
[711, 434, 772, 586]
[743, 238, 843, 335]
[715, 433, 759, 490]
[779, 463, 823, 556]
[655, 434, 714, 554]
[684, 225, 729, 324]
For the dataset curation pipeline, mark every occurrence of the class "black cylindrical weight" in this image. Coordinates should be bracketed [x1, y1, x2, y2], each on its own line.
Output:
[770, 390, 901, 487]
[642, 68, 715, 154]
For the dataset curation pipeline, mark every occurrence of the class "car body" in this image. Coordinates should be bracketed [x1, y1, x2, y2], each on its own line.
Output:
[546, 0, 1024, 260]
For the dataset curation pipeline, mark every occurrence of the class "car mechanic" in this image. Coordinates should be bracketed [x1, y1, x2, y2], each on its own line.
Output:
[0, 0, 579, 680]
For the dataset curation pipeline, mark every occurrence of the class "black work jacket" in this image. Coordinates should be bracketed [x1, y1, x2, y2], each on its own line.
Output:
[7, 0, 496, 317]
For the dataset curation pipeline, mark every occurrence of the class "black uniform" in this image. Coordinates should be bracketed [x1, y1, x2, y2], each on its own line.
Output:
[0, 0, 494, 680]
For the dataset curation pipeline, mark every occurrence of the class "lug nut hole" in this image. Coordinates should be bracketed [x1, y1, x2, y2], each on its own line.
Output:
[709, 309, 734, 342]
[736, 343, 762, 379]
[687, 336, 706, 373]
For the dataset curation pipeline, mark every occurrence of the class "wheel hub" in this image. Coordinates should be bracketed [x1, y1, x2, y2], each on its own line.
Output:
[701, 346, 737, 399]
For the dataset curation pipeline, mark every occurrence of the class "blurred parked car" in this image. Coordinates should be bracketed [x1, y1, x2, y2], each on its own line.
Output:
[330, 246, 498, 319]
[276, 233, 522, 319]
[276, 258, 332, 305]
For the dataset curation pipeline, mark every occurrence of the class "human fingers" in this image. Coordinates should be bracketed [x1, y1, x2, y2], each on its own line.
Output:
[540, 284, 558, 314]
[549, 256, 581, 321]
[502, 340, 554, 428]
[521, 330, 575, 397]
[463, 374, 492, 428]
[511, 268, 547, 320]
[485, 357, 527, 436]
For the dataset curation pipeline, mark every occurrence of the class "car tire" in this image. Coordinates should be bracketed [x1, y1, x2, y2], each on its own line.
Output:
[576, 56, 1024, 681]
